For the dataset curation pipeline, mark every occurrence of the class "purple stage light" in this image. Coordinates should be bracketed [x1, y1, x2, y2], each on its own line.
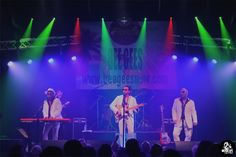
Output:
[48, 58, 54, 64]
[7, 61, 14, 67]
[193, 57, 199, 63]
[234, 61, 236, 65]
[27, 59, 33, 64]
[172, 55, 177, 60]
[71, 56, 77, 61]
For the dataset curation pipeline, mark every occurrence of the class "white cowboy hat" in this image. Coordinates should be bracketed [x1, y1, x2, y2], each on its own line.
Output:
[45, 88, 56, 95]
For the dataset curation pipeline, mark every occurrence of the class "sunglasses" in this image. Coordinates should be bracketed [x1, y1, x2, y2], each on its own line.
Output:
[122, 89, 129, 91]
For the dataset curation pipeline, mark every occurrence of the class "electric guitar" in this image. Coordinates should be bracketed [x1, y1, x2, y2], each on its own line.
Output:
[160, 104, 171, 145]
[114, 104, 144, 123]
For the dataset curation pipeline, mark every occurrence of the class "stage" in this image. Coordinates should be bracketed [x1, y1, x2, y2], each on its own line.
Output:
[1, 0, 236, 156]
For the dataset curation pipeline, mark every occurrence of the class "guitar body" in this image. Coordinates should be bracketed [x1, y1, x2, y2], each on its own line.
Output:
[160, 132, 171, 145]
[114, 104, 144, 123]
[160, 104, 171, 145]
[114, 112, 130, 123]
[114, 112, 122, 123]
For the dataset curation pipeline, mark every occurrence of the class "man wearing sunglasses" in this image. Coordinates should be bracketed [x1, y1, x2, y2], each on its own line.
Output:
[172, 88, 198, 142]
[110, 85, 139, 146]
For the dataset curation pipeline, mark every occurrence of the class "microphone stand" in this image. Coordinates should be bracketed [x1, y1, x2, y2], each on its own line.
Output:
[122, 95, 126, 148]
[33, 104, 43, 144]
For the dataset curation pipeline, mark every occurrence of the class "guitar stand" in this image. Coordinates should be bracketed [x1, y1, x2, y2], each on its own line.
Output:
[137, 119, 151, 129]
[137, 106, 151, 130]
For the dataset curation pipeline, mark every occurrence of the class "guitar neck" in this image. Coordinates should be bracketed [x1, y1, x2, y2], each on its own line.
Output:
[126, 104, 143, 111]
[117, 104, 144, 112]
[160, 105, 165, 132]
[62, 101, 70, 108]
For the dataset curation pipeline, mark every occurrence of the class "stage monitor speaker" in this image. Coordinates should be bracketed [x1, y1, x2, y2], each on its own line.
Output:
[136, 131, 160, 142]
[82, 131, 116, 141]
[175, 141, 199, 151]
[42, 140, 66, 149]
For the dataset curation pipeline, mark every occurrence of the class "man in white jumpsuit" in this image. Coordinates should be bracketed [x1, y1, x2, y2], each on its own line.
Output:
[110, 85, 138, 146]
[172, 88, 198, 141]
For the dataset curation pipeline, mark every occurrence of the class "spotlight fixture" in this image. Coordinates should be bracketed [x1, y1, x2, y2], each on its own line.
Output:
[172, 55, 177, 60]
[7, 61, 14, 67]
[211, 59, 217, 64]
[193, 57, 199, 63]
[71, 56, 77, 61]
[27, 59, 33, 64]
[48, 58, 54, 64]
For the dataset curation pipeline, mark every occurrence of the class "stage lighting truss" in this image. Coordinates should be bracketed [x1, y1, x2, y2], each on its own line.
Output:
[0, 35, 234, 51]
[68, 35, 82, 46]
[0, 40, 18, 50]
[19, 38, 34, 49]
[183, 36, 232, 49]
[0, 36, 80, 51]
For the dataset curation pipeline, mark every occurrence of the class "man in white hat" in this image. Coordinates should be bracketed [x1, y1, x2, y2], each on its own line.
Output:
[42, 88, 62, 140]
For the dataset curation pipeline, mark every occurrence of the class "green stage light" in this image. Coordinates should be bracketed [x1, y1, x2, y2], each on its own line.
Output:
[219, 16, 233, 52]
[101, 19, 115, 69]
[22, 18, 33, 38]
[195, 18, 222, 60]
[135, 18, 146, 62]
[21, 18, 55, 60]
[137, 18, 146, 48]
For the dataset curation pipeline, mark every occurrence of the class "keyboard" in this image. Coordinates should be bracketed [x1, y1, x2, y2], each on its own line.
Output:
[20, 118, 71, 123]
